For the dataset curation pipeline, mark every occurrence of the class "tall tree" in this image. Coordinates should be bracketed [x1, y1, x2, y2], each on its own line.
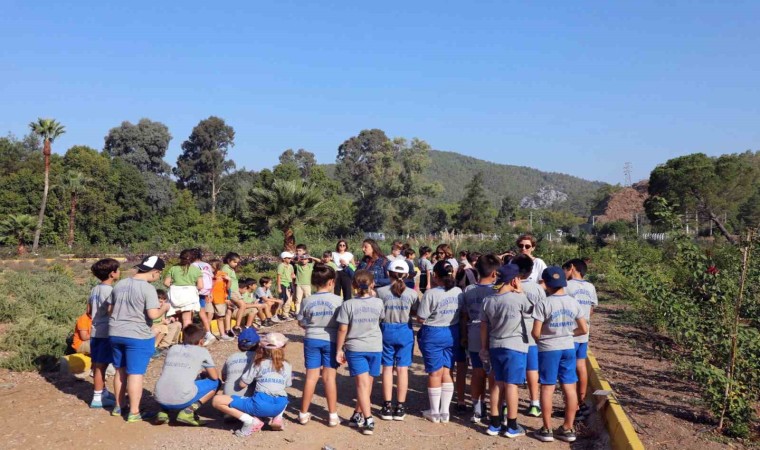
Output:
[279, 148, 317, 178]
[249, 179, 325, 252]
[496, 195, 517, 227]
[104, 118, 172, 174]
[456, 172, 495, 233]
[0, 214, 35, 255]
[61, 171, 89, 248]
[28, 118, 65, 253]
[175, 116, 236, 217]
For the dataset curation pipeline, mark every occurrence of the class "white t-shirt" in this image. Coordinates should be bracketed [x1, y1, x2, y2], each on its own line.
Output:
[528, 257, 547, 284]
[331, 251, 354, 271]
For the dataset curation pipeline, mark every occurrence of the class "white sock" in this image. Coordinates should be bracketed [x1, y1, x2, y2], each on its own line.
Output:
[93, 390, 102, 402]
[239, 413, 254, 424]
[531, 400, 540, 407]
[473, 399, 482, 415]
[440, 383, 455, 415]
[427, 387, 442, 415]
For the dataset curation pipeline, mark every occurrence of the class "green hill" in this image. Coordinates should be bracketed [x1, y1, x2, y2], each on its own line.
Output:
[323, 150, 606, 215]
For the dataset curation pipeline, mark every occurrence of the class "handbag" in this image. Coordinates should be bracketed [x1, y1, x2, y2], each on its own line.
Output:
[168, 285, 199, 309]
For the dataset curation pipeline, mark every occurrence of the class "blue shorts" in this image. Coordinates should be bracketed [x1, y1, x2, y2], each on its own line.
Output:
[345, 351, 381, 377]
[574, 342, 588, 360]
[417, 325, 455, 373]
[90, 337, 113, 365]
[304, 338, 338, 369]
[110, 336, 155, 375]
[539, 349, 578, 385]
[159, 378, 220, 410]
[490, 348, 527, 384]
[470, 351, 484, 369]
[527, 345, 539, 371]
[381, 323, 414, 367]
[230, 392, 288, 418]
[199, 295, 207, 308]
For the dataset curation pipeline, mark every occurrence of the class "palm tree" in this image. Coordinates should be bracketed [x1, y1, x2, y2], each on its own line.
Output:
[28, 118, 66, 253]
[249, 179, 325, 252]
[61, 171, 90, 248]
[0, 214, 36, 255]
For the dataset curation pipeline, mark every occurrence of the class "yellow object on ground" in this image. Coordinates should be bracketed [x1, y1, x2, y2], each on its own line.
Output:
[63, 353, 91, 374]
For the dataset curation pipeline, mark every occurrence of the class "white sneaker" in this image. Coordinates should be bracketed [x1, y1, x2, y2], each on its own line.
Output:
[298, 412, 311, 425]
[440, 413, 450, 423]
[328, 413, 340, 427]
[203, 333, 217, 346]
[270, 316, 281, 323]
[422, 410, 440, 423]
[220, 334, 234, 342]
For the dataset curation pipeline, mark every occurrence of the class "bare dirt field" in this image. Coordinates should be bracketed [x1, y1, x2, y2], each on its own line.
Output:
[0, 296, 748, 450]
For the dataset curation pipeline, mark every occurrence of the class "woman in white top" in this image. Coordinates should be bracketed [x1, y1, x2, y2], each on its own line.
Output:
[515, 234, 547, 283]
[332, 239, 355, 300]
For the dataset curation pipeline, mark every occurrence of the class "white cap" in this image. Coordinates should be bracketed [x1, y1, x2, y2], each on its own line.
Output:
[262, 332, 289, 349]
[387, 259, 409, 274]
[280, 251, 295, 259]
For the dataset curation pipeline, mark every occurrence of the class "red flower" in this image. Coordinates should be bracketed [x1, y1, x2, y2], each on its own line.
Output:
[706, 266, 719, 275]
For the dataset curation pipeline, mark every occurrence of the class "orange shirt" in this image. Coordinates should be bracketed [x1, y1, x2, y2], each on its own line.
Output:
[210, 271, 229, 304]
[72, 313, 92, 351]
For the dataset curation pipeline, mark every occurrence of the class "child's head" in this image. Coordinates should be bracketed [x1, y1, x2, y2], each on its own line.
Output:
[419, 246, 432, 259]
[191, 248, 204, 262]
[178, 248, 195, 267]
[223, 252, 241, 268]
[387, 260, 409, 297]
[259, 276, 272, 289]
[311, 263, 336, 289]
[295, 244, 307, 256]
[459, 250, 469, 262]
[432, 260, 456, 290]
[511, 254, 534, 280]
[403, 248, 416, 260]
[257, 332, 289, 372]
[352, 269, 375, 296]
[91, 258, 120, 282]
[467, 251, 481, 265]
[135, 255, 165, 282]
[322, 251, 332, 263]
[156, 288, 168, 302]
[182, 323, 206, 346]
[239, 278, 256, 293]
[476, 254, 501, 279]
[237, 327, 260, 352]
[541, 266, 568, 295]
[390, 240, 404, 256]
[495, 264, 521, 290]
[209, 258, 222, 272]
[562, 258, 588, 279]
[280, 251, 294, 263]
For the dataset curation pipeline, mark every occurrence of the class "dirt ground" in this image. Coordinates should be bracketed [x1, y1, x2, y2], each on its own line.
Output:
[0, 297, 750, 450]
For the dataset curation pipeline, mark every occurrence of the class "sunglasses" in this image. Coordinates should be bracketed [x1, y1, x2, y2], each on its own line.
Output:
[518, 244, 533, 249]
[338, 244, 346, 247]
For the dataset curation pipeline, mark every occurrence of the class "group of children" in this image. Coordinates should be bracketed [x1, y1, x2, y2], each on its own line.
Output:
[73, 234, 598, 443]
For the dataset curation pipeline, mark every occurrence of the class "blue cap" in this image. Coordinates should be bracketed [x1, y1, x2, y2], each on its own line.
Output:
[238, 328, 260, 350]
[542, 266, 568, 288]
[496, 264, 520, 285]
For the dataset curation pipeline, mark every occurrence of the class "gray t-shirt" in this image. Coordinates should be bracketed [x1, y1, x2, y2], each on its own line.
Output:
[335, 297, 385, 352]
[482, 292, 533, 352]
[532, 294, 583, 351]
[376, 285, 417, 324]
[108, 278, 160, 339]
[521, 281, 546, 345]
[89, 283, 113, 338]
[566, 279, 598, 344]
[241, 359, 292, 397]
[419, 258, 433, 272]
[222, 351, 255, 396]
[154, 345, 215, 406]
[254, 287, 272, 301]
[298, 292, 344, 342]
[463, 283, 495, 352]
[417, 286, 464, 327]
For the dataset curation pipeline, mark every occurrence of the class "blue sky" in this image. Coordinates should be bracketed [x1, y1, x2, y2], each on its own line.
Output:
[2, 1, 759, 184]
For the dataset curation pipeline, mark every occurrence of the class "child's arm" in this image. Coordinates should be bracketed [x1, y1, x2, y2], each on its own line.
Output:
[531, 320, 542, 343]
[479, 320, 489, 360]
[335, 324, 348, 364]
[163, 274, 172, 288]
[205, 366, 219, 381]
[573, 317, 589, 336]
[195, 275, 203, 291]
[146, 302, 171, 320]
[78, 327, 90, 342]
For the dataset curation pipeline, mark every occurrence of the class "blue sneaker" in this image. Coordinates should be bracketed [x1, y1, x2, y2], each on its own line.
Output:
[504, 424, 526, 438]
[486, 424, 502, 436]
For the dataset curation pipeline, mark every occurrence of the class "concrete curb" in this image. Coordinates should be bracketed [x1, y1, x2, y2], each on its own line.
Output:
[587, 350, 646, 450]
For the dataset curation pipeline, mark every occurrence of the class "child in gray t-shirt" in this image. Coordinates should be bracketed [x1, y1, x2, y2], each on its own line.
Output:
[153, 324, 219, 426]
[222, 328, 260, 397]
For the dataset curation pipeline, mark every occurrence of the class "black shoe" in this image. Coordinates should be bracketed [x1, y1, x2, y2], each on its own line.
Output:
[226, 330, 236, 338]
[393, 403, 406, 421]
[232, 327, 243, 336]
[379, 403, 393, 421]
[362, 418, 375, 435]
[554, 426, 577, 442]
[348, 411, 364, 428]
[264, 319, 274, 327]
[456, 403, 468, 414]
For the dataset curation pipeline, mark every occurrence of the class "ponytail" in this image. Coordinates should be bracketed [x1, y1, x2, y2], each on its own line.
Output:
[353, 269, 374, 297]
[389, 271, 406, 297]
[178, 249, 194, 273]
[433, 260, 456, 291]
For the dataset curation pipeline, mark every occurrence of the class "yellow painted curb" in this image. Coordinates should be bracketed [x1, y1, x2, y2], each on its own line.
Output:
[587, 350, 646, 450]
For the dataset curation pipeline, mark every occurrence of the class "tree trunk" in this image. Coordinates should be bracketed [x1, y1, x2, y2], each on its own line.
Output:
[211, 177, 217, 220]
[709, 211, 737, 245]
[67, 193, 77, 248]
[32, 139, 51, 253]
[283, 228, 296, 253]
